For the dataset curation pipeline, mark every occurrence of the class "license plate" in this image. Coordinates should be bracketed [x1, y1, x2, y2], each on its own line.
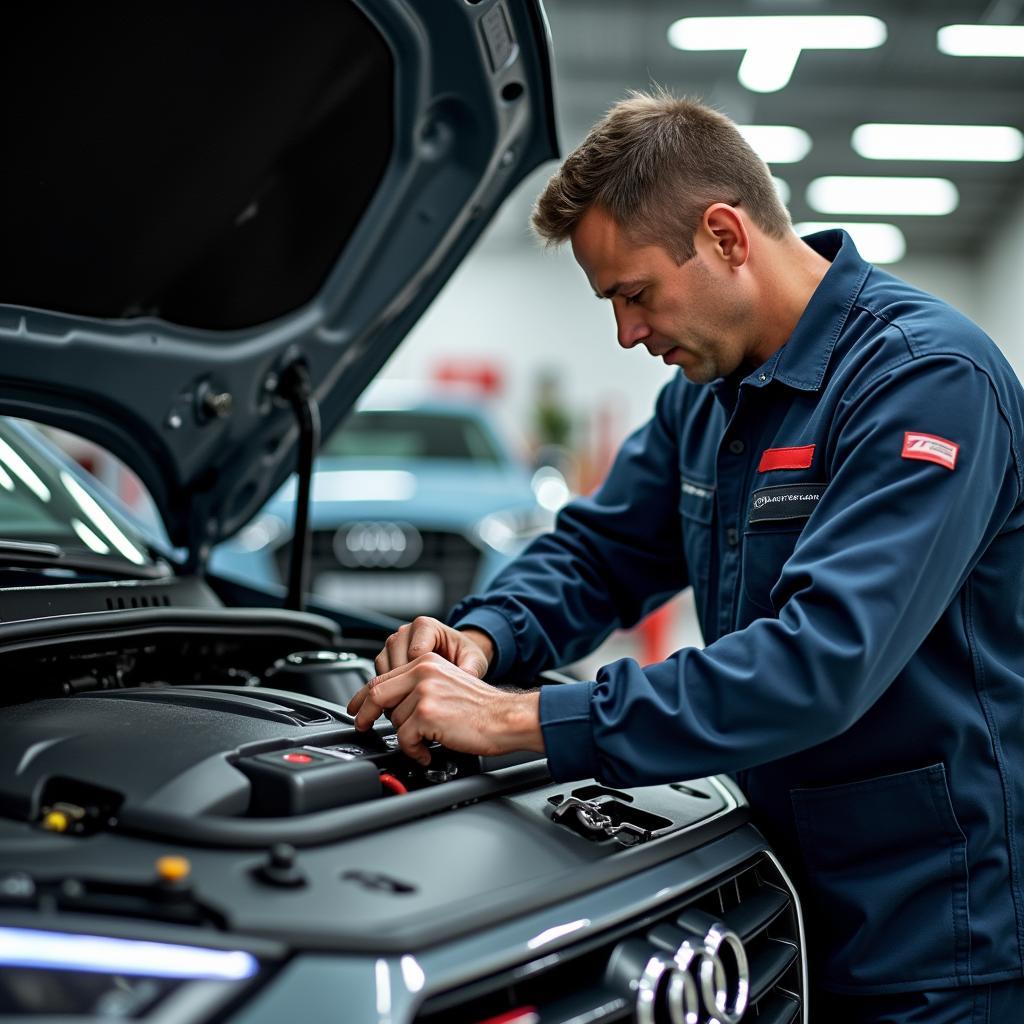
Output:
[312, 571, 444, 616]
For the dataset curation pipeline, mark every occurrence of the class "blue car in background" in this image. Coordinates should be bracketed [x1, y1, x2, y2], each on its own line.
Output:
[211, 388, 570, 621]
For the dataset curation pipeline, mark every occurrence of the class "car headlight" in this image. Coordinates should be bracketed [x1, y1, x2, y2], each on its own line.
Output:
[476, 507, 556, 555]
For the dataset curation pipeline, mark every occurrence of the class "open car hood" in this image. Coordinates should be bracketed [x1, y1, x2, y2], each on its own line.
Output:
[0, 0, 558, 562]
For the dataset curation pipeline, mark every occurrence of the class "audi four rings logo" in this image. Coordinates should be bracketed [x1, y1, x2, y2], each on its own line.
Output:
[633, 922, 749, 1024]
[333, 522, 423, 569]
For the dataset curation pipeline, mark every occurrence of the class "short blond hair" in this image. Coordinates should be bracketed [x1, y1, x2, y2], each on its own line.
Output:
[532, 90, 791, 262]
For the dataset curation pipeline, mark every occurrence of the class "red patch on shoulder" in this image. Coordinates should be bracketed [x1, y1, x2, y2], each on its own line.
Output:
[902, 432, 959, 471]
[758, 444, 815, 472]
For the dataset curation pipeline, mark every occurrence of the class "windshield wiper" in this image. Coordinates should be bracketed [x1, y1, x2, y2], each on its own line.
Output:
[0, 540, 170, 581]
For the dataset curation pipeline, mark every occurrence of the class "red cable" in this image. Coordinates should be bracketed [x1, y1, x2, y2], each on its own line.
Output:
[379, 772, 408, 796]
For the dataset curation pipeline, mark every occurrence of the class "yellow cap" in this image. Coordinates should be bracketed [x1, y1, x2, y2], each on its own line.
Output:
[155, 855, 191, 884]
[42, 810, 69, 833]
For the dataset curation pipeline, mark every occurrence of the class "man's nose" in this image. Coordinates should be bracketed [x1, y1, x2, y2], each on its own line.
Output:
[615, 307, 650, 350]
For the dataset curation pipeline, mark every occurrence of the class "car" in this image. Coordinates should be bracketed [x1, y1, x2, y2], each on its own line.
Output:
[0, 3, 807, 1022]
[210, 387, 566, 622]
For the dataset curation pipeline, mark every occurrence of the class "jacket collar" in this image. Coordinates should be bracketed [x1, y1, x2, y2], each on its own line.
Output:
[764, 229, 872, 393]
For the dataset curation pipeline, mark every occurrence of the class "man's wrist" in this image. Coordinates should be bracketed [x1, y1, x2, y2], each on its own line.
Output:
[498, 690, 545, 753]
[457, 626, 495, 671]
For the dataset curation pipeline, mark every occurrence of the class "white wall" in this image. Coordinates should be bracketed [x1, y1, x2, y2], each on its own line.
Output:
[975, 190, 1024, 378]
[891, 255, 981, 326]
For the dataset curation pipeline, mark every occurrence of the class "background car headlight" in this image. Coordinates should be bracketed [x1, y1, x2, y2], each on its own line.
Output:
[232, 514, 287, 553]
[530, 466, 571, 512]
[476, 507, 556, 555]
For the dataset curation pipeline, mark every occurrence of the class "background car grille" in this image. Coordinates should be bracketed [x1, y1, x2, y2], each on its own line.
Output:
[276, 528, 482, 620]
[413, 853, 803, 1024]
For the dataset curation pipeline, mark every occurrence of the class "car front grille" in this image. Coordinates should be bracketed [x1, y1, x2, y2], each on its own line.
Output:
[413, 852, 804, 1024]
[276, 528, 482, 619]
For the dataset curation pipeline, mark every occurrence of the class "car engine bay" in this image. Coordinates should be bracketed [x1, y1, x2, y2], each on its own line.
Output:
[0, 578, 808, 1023]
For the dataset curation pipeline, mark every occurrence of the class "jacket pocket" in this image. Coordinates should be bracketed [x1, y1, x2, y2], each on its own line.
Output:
[790, 763, 970, 991]
[741, 522, 802, 614]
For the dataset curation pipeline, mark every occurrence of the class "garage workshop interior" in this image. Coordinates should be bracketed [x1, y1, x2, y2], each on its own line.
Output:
[1, 2, 1023, 1023]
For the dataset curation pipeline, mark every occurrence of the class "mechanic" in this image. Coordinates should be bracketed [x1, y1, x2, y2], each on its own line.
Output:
[349, 92, 1024, 1021]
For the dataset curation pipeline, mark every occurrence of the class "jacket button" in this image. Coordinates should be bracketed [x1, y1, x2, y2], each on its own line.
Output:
[728, 439, 745, 454]
[726, 528, 739, 546]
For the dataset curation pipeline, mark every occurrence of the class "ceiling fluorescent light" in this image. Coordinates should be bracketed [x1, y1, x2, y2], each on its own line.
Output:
[667, 16, 887, 93]
[738, 46, 801, 94]
[736, 125, 812, 163]
[938, 24, 1024, 58]
[773, 177, 791, 205]
[852, 123, 1024, 162]
[794, 222, 906, 264]
[807, 176, 959, 216]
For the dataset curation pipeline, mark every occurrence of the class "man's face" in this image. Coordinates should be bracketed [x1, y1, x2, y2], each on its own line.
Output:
[570, 205, 751, 384]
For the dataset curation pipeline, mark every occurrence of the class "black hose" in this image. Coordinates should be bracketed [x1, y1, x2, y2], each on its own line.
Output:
[278, 364, 321, 613]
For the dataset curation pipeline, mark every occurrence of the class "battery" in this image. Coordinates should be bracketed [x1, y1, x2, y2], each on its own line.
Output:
[238, 746, 382, 816]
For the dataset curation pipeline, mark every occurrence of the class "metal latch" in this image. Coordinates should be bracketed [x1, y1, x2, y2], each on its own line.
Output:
[550, 796, 653, 846]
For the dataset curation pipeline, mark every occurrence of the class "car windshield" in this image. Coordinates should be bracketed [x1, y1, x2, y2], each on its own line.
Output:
[0, 420, 154, 567]
[322, 410, 504, 464]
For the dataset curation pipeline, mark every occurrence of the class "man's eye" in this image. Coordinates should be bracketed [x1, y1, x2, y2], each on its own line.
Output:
[624, 290, 645, 306]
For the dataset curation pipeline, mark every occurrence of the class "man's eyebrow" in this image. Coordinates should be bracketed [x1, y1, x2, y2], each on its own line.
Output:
[594, 279, 645, 300]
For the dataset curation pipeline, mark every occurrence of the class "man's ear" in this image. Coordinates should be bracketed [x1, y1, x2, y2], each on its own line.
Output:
[701, 203, 749, 268]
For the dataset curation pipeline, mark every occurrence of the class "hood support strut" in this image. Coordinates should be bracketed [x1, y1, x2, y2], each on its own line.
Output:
[278, 363, 321, 613]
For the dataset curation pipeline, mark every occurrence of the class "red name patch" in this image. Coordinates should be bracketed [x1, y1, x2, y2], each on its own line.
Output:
[902, 432, 959, 471]
[758, 444, 815, 472]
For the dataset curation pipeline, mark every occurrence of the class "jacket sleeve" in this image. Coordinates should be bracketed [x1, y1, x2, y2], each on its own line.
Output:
[540, 353, 1022, 785]
[450, 375, 689, 681]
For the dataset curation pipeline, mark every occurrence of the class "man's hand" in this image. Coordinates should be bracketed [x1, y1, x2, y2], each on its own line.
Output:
[346, 652, 543, 766]
[372, 616, 494, 679]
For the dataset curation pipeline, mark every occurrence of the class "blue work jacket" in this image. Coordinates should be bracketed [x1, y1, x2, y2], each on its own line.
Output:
[452, 231, 1024, 994]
